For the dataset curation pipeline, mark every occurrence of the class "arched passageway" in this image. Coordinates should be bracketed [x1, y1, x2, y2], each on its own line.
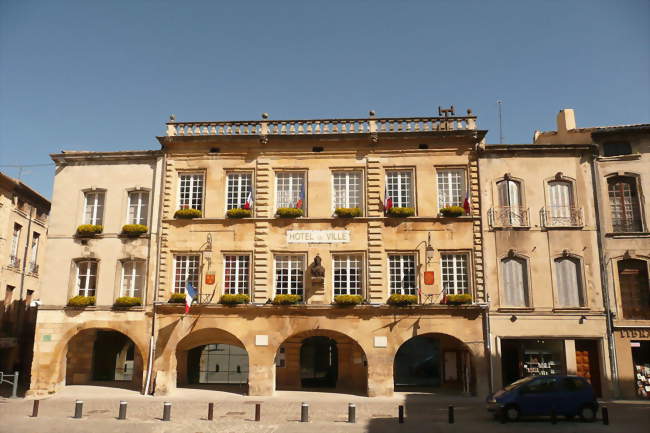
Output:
[276, 330, 367, 395]
[394, 333, 474, 394]
[65, 329, 143, 390]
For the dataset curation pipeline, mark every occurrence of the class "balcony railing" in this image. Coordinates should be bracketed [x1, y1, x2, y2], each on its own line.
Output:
[488, 206, 530, 228]
[166, 114, 477, 137]
[8, 255, 20, 268]
[612, 218, 643, 233]
[28, 262, 39, 275]
[541, 206, 583, 228]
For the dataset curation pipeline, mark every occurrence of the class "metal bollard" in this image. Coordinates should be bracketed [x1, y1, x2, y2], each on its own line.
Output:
[551, 407, 557, 424]
[207, 402, 214, 421]
[11, 371, 19, 398]
[499, 406, 507, 424]
[255, 403, 261, 422]
[162, 402, 171, 421]
[300, 402, 309, 422]
[31, 400, 40, 417]
[398, 405, 404, 423]
[348, 403, 356, 423]
[74, 400, 83, 419]
[118, 401, 127, 420]
[602, 406, 609, 425]
[448, 405, 454, 424]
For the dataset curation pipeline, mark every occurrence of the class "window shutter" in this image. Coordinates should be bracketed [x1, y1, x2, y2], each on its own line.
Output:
[502, 258, 527, 307]
[555, 257, 583, 307]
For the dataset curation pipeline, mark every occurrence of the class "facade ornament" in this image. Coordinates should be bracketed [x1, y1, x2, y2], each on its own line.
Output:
[259, 136, 269, 145]
[503, 172, 512, 181]
[562, 249, 570, 257]
[369, 133, 378, 144]
[623, 250, 634, 260]
[169, 114, 176, 121]
[507, 249, 516, 258]
[310, 255, 325, 278]
[555, 172, 564, 180]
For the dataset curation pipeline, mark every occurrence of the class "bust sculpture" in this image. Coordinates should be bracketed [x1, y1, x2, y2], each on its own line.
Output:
[310, 255, 325, 278]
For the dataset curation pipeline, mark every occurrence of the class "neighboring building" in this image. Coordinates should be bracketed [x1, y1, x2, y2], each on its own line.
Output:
[535, 110, 650, 399]
[28, 151, 162, 396]
[480, 141, 611, 397]
[0, 172, 50, 383]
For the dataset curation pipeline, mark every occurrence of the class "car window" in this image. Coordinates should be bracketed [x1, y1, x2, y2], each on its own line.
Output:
[523, 377, 558, 394]
[504, 376, 534, 391]
[562, 377, 587, 392]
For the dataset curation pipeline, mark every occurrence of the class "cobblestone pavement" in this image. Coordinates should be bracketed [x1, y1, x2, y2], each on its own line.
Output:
[1, 386, 649, 433]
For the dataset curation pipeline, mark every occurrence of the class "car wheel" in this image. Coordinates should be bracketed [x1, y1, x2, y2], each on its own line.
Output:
[504, 405, 520, 422]
[578, 404, 596, 422]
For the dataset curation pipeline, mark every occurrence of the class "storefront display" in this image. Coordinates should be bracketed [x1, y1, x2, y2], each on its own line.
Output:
[501, 339, 565, 386]
[632, 341, 650, 399]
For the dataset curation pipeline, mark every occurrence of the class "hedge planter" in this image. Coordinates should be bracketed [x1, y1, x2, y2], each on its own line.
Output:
[444, 293, 472, 305]
[440, 206, 465, 217]
[226, 208, 252, 219]
[67, 295, 96, 307]
[276, 208, 304, 218]
[334, 294, 363, 306]
[334, 207, 362, 218]
[220, 293, 250, 305]
[168, 293, 187, 303]
[76, 224, 103, 236]
[272, 294, 302, 305]
[386, 207, 415, 218]
[121, 224, 148, 236]
[174, 208, 202, 219]
[387, 294, 418, 306]
[113, 296, 142, 307]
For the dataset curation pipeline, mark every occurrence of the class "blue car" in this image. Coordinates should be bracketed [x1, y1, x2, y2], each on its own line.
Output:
[486, 375, 599, 422]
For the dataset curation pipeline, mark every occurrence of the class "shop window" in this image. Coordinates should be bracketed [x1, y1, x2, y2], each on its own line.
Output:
[223, 255, 250, 294]
[332, 171, 363, 211]
[127, 191, 149, 225]
[83, 191, 105, 225]
[632, 341, 650, 399]
[173, 255, 200, 293]
[441, 253, 469, 295]
[501, 256, 529, 307]
[388, 254, 417, 295]
[608, 176, 643, 232]
[178, 173, 204, 211]
[603, 142, 632, 157]
[226, 173, 252, 211]
[333, 254, 362, 295]
[618, 259, 650, 319]
[274, 255, 304, 296]
[437, 168, 466, 209]
[386, 170, 414, 209]
[554, 256, 585, 307]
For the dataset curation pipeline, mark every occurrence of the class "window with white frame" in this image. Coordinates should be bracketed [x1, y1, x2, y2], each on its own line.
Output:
[178, 173, 204, 211]
[501, 256, 529, 307]
[441, 253, 469, 295]
[548, 180, 575, 222]
[10, 223, 21, 264]
[127, 191, 149, 225]
[76, 260, 98, 297]
[173, 255, 200, 293]
[388, 254, 417, 295]
[223, 255, 250, 294]
[274, 255, 304, 296]
[226, 173, 252, 210]
[333, 254, 362, 295]
[121, 260, 145, 298]
[437, 169, 466, 209]
[332, 171, 363, 211]
[276, 172, 305, 209]
[83, 191, 105, 225]
[30, 232, 40, 271]
[555, 256, 585, 307]
[385, 170, 413, 208]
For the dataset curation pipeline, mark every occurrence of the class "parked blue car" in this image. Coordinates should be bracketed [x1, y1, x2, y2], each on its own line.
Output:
[486, 375, 598, 422]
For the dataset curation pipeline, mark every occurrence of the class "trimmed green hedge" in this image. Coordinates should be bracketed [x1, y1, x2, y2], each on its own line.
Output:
[121, 224, 148, 236]
[226, 208, 252, 218]
[76, 224, 103, 236]
[387, 294, 418, 306]
[445, 293, 472, 305]
[220, 293, 250, 305]
[114, 296, 142, 307]
[168, 293, 187, 303]
[174, 208, 202, 219]
[386, 207, 415, 218]
[272, 294, 302, 305]
[334, 294, 363, 306]
[440, 206, 465, 217]
[67, 295, 96, 307]
[334, 207, 362, 218]
[276, 208, 304, 218]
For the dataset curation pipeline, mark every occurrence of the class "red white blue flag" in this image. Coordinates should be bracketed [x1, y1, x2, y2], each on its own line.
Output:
[295, 183, 305, 209]
[463, 190, 471, 215]
[383, 185, 393, 213]
[244, 190, 253, 210]
[185, 281, 196, 314]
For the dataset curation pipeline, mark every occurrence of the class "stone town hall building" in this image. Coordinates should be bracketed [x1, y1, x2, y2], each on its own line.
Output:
[26, 109, 650, 400]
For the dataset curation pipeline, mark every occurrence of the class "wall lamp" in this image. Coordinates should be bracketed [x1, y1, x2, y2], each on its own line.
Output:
[579, 315, 587, 324]
[426, 232, 435, 264]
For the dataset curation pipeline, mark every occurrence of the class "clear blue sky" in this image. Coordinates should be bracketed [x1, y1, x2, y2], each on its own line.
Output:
[1, 0, 648, 198]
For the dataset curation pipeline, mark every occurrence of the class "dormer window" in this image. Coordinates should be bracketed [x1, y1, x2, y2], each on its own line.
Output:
[603, 142, 632, 157]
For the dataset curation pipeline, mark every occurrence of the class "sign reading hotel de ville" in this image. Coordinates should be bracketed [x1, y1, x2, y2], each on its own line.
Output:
[287, 230, 350, 244]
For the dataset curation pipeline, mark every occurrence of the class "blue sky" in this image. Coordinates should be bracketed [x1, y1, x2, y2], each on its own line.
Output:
[1, 0, 648, 198]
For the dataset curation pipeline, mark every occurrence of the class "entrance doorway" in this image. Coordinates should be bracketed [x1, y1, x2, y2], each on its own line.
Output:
[92, 331, 135, 381]
[394, 336, 441, 387]
[575, 339, 602, 397]
[187, 344, 248, 385]
[300, 336, 338, 388]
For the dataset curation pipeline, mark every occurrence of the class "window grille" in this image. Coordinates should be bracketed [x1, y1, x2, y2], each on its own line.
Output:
[276, 172, 305, 209]
[226, 173, 252, 210]
[441, 254, 469, 295]
[178, 173, 204, 211]
[386, 170, 413, 208]
[274, 255, 304, 295]
[437, 169, 466, 209]
[173, 255, 200, 293]
[388, 254, 417, 295]
[333, 171, 362, 210]
[333, 254, 362, 295]
[223, 255, 250, 294]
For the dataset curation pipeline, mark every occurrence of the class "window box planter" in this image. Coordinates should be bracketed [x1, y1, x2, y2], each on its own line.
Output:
[334, 207, 362, 218]
[113, 296, 142, 307]
[443, 293, 472, 305]
[226, 208, 252, 219]
[67, 295, 96, 307]
[387, 294, 418, 306]
[76, 224, 103, 236]
[174, 208, 202, 219]
[220, 293, 250, 305]
[168, 293, 187, 303]
[333, 294, 363, 306]
[272, 294, 302, 305]
[440, 206, 465, 217]
[121, 224, 148, 236]
[386, 207, 415, 218]
[276, 208, 304, 218]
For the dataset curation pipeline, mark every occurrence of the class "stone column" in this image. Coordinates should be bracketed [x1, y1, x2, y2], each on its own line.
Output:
[248, 347, 276, 396]
[366, 350, 394, 397]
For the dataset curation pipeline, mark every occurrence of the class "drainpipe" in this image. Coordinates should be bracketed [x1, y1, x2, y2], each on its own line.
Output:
[589, 147, 619, 397]
[15, 203, 35, 380]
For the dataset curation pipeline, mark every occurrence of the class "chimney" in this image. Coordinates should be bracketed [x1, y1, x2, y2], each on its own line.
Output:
[556, 109, 576, 132]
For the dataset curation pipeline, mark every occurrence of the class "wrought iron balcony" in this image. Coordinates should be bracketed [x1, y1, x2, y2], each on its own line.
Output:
[28, 262, 39, 275]
[8, 255, 20, 268]
[612, 218, 643, 233]
[488, 207, 530, 228]
[541, 206, 583, 228]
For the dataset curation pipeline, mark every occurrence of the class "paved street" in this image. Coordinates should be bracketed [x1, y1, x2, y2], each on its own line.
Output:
[1, 386, 649, 433]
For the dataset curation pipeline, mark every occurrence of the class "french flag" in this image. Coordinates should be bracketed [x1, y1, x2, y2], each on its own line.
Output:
[295, 183, 305, 209]
[463, 190, 471, 215]
[185, 281, 197, 314]
[383, 185, 393, 213]
[244, 190, 253, 210]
